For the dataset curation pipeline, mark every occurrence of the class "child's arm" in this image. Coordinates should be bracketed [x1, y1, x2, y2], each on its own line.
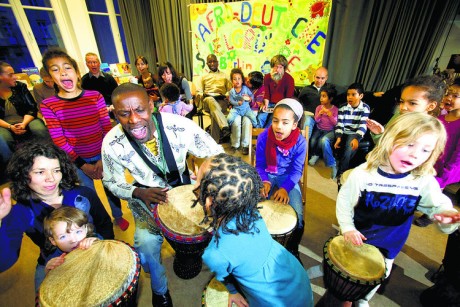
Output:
[45, 253, 66, 274]
[334, 107, 345, 148]
[417, 176, 459, 233]
[254, 132, 270, 183]
[336, 168, 367, 245]
[277, 136, 307, 196]
[96, 92, 113, 137]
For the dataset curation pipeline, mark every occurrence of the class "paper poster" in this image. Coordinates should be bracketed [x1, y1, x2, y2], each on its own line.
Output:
[190, 0, 332, 86]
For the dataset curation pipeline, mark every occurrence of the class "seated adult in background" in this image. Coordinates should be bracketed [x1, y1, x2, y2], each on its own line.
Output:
[298, 67, 334, 138]
[257, 55, 295, 128]
[32, 67, 56, 106]
[101, 83, 223, 306]
[81, 52, 118, 117]
[157, 61, 196, 119]
[0, 142, 114, 290]
[196, 54, 232, 143]
[134, 56, 161, 106]
[0, 61, 50, 181]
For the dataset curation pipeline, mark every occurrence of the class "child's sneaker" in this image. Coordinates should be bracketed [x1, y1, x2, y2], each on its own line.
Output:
[331, 166, 338, 179]
[308, 155, 319, 166]
[115, 217, 129, 231]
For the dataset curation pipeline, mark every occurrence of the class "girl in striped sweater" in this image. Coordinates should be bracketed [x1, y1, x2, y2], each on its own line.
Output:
[40, 48, 129, 231]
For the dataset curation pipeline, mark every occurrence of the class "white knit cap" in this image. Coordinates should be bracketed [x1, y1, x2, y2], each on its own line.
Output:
[274, 98, 303, 122]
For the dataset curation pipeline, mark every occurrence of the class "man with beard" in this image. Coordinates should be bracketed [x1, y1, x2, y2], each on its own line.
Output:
[196, 54, 232, 143]
[101, 83, 223, 306]
[257, 55, 295, 128]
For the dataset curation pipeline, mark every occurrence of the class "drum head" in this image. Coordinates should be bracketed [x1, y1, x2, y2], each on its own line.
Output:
[38, 240, 138, 307]
[157, 185, 210, 236]
[258, 200, 297, 235]
[328, 236, 385, 281]
[202, 277, 229, 307]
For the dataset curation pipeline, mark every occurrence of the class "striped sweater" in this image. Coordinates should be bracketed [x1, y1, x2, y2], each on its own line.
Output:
[335, 101, 370, 140]
[41, 90, 112, 167]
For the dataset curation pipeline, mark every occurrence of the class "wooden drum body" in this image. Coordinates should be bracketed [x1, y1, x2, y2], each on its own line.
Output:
[258, 200, 297, 247]
[153, 184, 211, 279]
[37, 240, 140, 307]
[323, 236, 386, 301]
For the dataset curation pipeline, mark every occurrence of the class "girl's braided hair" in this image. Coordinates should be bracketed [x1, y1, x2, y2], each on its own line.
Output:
[193, 153, 263, 245]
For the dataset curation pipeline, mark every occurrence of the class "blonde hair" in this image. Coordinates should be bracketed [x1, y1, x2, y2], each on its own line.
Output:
[366, 112, 446, 178]
[44, 207, 94, 250]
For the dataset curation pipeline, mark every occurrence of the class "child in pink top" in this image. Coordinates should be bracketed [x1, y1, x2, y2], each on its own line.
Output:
[308, 86, 339, 179]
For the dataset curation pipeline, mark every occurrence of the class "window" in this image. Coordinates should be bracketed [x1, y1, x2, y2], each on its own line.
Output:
[0, 0, 128, 72]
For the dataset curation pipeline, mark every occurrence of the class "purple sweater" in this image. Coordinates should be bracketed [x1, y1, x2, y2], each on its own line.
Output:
[435, 115, 460, 188]
[314, 105, 338, 131]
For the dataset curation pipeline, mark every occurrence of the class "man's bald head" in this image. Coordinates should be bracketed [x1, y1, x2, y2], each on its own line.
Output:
[314, 67, 328, 88]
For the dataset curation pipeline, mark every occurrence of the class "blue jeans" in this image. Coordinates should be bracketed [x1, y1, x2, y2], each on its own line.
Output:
[256, 103, 275, 128]
[0, 119, 50, 164]
[134, 227, 168, 295]
[34, 263, 46, 292]
[302, 114, 315, 139]
[310, 129, 336, 167]
[336, 134, 359, 176]
[76, 155, 123, 219]
[267, 173, 303, 225]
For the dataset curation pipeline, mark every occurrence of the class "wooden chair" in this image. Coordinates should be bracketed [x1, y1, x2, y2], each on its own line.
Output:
[248, 126, 309, 210]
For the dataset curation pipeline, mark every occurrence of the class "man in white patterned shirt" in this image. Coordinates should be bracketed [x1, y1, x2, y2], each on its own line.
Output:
[102, 83, 223, 307]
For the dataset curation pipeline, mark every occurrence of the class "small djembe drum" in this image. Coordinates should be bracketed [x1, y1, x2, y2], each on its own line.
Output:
[258, 200, 298, 247]
[36, 240, 140, 307]
[202, 277, 241, 307]
[153, 184, 212, 279]
[323, 235, 386, 301]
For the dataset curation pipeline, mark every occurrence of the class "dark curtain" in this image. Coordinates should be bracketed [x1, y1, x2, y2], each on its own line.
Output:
[118, 0, 158, 74]
[324, 0, 460, 91]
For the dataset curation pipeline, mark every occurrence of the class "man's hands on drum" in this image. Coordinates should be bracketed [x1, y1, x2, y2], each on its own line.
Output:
[228, 293, 249, 307]
[133, 187, 169, 207]
[343, 230, 367, 246]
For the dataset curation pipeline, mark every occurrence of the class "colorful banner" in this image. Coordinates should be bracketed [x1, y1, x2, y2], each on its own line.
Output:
[190, 0, 332, 86]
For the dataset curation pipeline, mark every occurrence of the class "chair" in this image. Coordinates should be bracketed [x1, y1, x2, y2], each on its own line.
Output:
[248, 126, 309, 211]
[188, 80, 205, 128]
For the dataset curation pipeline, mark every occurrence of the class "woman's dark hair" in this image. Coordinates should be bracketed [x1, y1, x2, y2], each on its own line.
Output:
[193, 154, 263, 245]
[135, 56, 148, 66]
[158, 61, 182, 87]
[7, 142, 79, 203]
[248, 71, 264, 89]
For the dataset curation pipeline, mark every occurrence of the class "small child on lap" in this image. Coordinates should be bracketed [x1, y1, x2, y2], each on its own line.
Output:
[158, 83, 193, 116]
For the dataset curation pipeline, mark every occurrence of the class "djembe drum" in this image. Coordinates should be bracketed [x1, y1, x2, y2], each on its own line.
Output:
[323, 235, 386, 301]
[153, 184, 212, 279]
[36, 240, 140, 307]
[258, 200, 297, 247]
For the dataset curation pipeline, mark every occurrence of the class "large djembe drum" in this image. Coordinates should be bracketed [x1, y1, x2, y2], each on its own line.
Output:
[153, 184, 212, 279]
[258, 200, 297, 247]
[36, 240, 140, 307]
[323, 235, 386, 301]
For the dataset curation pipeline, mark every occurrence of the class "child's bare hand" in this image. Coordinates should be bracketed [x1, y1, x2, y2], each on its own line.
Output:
[228, 293, 249, 307]
[0, 188, 12, 220]
[238, 100, 243, 106]
[262, 182, 271, 198]
[45, 253, 66, 274]
[343, 230, 367, 246]
[366, 119, 384, 135]
[78, 237, 98, 250]
[334, 138, 341, 149]
[273, 188, 289, 204]
[434, 211, 460, 224]
[350, 139, 359, 150]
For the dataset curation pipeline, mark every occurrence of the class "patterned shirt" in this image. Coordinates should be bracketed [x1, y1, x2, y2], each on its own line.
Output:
[335, 101, 370, 140]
